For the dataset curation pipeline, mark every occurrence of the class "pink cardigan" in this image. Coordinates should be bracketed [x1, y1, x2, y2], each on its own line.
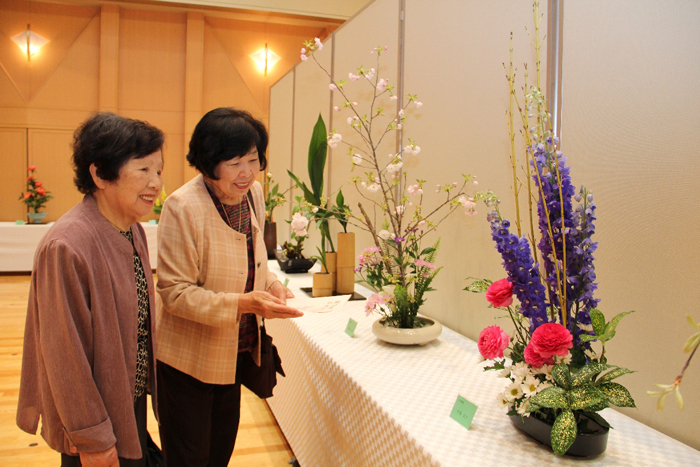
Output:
[156, 175, 279, 384]
[16, 194, 155, 459]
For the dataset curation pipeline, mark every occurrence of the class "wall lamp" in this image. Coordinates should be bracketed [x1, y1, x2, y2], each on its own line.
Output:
[11, 24, 49, 61]
[249, 43, 280, 76]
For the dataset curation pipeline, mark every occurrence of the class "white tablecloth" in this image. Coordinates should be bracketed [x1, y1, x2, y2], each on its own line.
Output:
[266, 261, 700, 467]
[0, 222, 159, 272]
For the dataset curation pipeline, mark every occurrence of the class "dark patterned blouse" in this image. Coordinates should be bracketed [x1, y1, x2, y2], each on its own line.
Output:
[118, 228, 149, 401]
[206, 187, 258, 354]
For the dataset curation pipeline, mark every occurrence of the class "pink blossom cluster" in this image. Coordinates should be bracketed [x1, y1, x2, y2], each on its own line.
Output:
[365, 292, 391, 316]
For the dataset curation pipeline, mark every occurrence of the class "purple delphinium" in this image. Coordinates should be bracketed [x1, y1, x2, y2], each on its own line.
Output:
[568, 188, 599, 343]
[487, 212, 548, 330]
[530, 140, 598, 342]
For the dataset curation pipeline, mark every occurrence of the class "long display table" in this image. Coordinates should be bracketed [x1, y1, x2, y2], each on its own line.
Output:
[266, 261, 700, 467]
[0, 222, 159, 272]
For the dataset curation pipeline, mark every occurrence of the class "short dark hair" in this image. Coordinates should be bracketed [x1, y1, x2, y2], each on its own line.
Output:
[186, 107, 268, 179]
[72, 112, 164, 194]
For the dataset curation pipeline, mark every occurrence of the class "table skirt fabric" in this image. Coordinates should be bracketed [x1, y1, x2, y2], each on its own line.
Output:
[0, 222, 158, 272]
[266, 261, 700, 467]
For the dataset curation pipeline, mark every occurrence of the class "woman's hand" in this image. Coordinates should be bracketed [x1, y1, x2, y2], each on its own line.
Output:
[239, 291, 303, 319]
[79, 445, 119, 467]
[267, 280, 295, 305]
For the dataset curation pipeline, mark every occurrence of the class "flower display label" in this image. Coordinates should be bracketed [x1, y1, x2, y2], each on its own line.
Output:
[15, 220, 24, 225]
[449, 395, 478, 430]
[345, 318, 358, 338]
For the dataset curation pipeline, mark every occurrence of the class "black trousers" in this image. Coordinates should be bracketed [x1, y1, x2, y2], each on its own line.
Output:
[156, 354, 247, 467]
[61, 392, 148, 467]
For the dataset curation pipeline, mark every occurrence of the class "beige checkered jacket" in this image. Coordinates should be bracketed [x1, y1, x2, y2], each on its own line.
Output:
[155, 175, 279, 384]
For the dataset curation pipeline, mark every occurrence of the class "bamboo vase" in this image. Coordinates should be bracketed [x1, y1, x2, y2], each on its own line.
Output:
[336, 232, 356, 294]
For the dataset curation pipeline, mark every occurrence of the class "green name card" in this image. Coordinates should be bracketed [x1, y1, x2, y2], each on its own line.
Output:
[345, 318, 358, 337]
[15, 220, 25, 225]
[450, 395, 478, 430]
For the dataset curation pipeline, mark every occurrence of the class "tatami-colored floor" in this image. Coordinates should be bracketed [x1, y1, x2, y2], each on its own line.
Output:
[0, 274, 295, 466]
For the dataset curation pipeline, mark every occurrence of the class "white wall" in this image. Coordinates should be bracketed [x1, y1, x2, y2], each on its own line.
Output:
[268, 0, 700, 450]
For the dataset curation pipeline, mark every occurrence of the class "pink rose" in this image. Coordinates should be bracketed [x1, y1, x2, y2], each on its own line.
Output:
[27, 165, 36, 171]
[478, 325, 510, 359]
[486, 278, 513, 308]
[36, 187, 45, 195]
[530, 323, 573, 359]
[524, 342, 555, 368]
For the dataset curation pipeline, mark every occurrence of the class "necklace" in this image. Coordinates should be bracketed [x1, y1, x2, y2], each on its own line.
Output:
[222, 201, 243, 233]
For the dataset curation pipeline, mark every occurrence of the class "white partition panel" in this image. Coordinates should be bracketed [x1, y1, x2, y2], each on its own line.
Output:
[561, 0, 700, 450]
[329, 0, 401, 258]
[291, 35, 333, 258]
[268, 71, 295, 240]
[403, 0, 546, 337]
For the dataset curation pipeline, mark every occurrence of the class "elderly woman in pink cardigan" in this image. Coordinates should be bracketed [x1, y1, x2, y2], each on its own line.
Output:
[155, 107, 302, 467]
[17, 112, 164, 467]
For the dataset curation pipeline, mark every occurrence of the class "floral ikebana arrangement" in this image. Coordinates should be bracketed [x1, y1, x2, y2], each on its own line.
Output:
[301, 39, 487, 334]
[466, 2, 635, 456]
[263, 172, 291, 224]
[153, 188, 167, 216]
[20, 166, 53, 223]
[262, 172, 292, 259]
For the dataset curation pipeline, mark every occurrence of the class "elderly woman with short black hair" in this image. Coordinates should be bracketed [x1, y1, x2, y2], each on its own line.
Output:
[155, 107, 302, 467]
[17, 112, 164, 467]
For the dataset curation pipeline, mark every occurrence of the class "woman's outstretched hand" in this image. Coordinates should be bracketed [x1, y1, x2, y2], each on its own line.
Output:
[239, 290, 302, 319]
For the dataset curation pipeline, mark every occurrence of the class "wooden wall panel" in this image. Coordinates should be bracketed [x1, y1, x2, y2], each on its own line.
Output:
[27, 129, 81, 223]
[0, 0, 98, 106]
[202, 24, 265, 121]
[0, 129, 27, 221]
[206, 17, 330, 116]
[31, 15, 100, 119]
[118, 9, 187, 114]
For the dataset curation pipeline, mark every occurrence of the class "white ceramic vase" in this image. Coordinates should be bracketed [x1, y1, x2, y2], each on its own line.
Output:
[371, 316, 442, 346]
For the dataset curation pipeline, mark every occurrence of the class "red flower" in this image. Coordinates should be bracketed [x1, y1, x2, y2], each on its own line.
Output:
[478, 325, 510, 359]
[27, 176, 34, 182]
[34, 181, 43, 187]
[23, 192, 32, 199]
[530, 323, 573, 359]
[28, 165, 36, 171]
[36, 187, 46, 196]
[524, 342, 555, 368]
[486, 278, 513, 308]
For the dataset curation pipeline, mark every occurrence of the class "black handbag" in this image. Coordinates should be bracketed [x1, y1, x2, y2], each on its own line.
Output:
[238, 319, 285, 398]
[236, 192, 285, 398]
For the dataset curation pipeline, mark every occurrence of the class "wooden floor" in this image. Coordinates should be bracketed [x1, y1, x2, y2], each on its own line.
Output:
[0, 274, 295, 466]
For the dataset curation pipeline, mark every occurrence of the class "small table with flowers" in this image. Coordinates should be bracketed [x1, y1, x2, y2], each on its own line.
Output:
[265, 260, 700, 467]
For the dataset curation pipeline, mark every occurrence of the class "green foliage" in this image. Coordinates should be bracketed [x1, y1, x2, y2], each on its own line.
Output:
[528, 361, 636, 454]
[587, 309, 635, 345]
[463, 277, 493, 293]
[550, 410, 577, 456]
[308, 113, 327, 203]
